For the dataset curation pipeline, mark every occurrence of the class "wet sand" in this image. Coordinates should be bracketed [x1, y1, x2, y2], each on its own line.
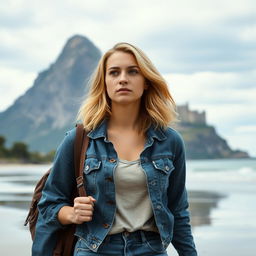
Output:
[1, 160, 256, 256]
[0, 189, 222, 256]
[0, 206, 32, 255]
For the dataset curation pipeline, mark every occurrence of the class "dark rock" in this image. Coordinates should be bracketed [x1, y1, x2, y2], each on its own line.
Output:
[0, 35, 101, 152]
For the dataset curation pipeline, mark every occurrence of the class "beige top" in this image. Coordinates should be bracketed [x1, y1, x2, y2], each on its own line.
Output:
[109, 159, 158, 234]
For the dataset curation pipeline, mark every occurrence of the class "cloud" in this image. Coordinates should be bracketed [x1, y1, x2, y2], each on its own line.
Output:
[235, 125, 256, 133]
[141, 17, 256, 73]
[0, 67, 35, 112]
[224, 132, 255, 156]
[165, 70, 256, 104]
[1, 0, 255, 74]
[164, 70, 256, 156]
[164, 70, 256, 122]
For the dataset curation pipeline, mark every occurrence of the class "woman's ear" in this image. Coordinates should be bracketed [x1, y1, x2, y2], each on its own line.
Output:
[144, 81, 149, 90]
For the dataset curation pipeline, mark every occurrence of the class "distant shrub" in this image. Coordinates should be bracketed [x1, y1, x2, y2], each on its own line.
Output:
[0, 135, 55, 163]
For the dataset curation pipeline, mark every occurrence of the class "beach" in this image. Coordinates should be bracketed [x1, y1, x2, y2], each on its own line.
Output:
[0, 159, 256, 255]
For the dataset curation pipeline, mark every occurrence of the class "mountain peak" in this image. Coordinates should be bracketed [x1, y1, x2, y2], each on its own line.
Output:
[55, 34, 100, 68]
[66, 34, 93, 47]
[63, 34, 98, 53]
[0, 34, 101, 151]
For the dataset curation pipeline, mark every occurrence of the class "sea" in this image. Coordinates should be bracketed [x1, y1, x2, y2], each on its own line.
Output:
[0, 158, 255, 256]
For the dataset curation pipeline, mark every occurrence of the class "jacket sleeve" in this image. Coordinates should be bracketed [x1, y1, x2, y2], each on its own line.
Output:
[167, 132, 197, 256]
[37, 128, 77, 227]
[32, 129, 77, 255]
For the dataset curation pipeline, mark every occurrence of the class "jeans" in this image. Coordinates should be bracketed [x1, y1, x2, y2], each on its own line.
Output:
[74, 230, 168, 256]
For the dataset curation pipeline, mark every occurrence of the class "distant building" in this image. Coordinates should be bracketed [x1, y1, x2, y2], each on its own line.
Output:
[177, 103, 206, 125]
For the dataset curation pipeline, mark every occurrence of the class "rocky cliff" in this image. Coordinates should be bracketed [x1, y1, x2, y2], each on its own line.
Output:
[175, 122, 249, 159]
[174, 104, 249, 159]
[0, 35, 101, 152]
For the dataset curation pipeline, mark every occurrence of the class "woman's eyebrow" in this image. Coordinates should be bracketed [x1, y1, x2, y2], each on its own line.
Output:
[127, 65, 139, 69]
[107, 66, 119, 70]
[107, 65, 139, 70]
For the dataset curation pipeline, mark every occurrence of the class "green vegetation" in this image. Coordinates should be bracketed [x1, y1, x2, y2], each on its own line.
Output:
[180, 125, 214, 142]
[0, 135, 55, 163]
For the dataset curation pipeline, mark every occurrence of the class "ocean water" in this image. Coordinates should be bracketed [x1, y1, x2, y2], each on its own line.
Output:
[0, 159, 256, 256]
[183, 159, 256, 256]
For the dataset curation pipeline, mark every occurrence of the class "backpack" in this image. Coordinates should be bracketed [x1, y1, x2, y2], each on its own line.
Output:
[24, 124, 89, 256]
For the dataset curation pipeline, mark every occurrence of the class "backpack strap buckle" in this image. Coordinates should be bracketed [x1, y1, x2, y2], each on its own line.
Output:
[76, 176, 84, 188]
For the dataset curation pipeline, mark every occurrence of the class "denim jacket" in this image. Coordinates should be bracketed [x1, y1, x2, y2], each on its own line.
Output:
[32, 120, 197, 256]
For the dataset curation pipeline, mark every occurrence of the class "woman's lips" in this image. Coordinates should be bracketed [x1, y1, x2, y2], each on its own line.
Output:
[116, 88, 131, 92]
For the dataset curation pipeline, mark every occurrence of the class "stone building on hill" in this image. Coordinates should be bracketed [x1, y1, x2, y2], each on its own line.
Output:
[177, 103, 206, 125]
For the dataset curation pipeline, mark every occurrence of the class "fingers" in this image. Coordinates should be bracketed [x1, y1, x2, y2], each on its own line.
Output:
[74, 196, 96, 204]
[88, 196, 96, 203]
[73, 196, 96, 224]
[75, 214, 92, 223]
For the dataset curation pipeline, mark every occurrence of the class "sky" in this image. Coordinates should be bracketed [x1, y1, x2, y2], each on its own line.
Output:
[0, 0, 255, 156]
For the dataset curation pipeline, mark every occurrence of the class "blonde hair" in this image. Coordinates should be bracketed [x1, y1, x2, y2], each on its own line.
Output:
[77, 42, 177, 132]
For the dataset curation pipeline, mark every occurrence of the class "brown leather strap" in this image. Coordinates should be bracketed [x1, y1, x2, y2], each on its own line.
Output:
[74, 124, 89, 197]
[53, 125, 89, 256]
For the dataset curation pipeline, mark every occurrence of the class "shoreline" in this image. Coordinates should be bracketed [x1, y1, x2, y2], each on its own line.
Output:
[0, 189, 224, 223]
[2, 187, 256, 256]
[0, 161, 51, 166]
[1, 156, 255, 166]
[0, 189, 223, 256]
[1, 159, 255, 256]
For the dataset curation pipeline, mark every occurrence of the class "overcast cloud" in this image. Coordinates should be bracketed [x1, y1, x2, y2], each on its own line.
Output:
[0, 0, 255, 156]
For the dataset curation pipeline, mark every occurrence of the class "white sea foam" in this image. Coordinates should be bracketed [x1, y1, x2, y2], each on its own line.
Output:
[0, 164, 46, 197]
[187, 159, 256, 182]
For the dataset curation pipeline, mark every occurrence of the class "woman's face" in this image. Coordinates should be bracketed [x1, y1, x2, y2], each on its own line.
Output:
[105, 51, 147, 105]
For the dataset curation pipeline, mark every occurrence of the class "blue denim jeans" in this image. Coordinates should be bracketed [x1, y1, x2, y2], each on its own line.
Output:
[73, 230, 168, 256]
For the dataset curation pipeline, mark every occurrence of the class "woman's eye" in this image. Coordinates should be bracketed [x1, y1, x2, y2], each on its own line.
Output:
[109, 70, 119, 76]
[128, 69, 139, 75]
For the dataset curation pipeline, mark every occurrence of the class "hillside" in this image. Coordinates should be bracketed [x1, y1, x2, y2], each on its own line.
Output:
[176, 122, 249, 159]
[0, 35, 101, 152]
[175, 104, 249, 159]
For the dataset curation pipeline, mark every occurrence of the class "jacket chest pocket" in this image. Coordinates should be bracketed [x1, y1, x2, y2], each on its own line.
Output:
[152, 158, 175, 189]
[83, 158, 102, 194]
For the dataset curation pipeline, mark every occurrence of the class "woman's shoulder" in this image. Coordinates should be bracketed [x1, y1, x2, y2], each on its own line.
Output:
[56, 127, 77, 152]
[65, 127, 77, 139]
[164, 126, 184, 144]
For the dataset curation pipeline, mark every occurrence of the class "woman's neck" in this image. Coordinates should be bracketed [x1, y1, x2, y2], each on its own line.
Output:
[108, 102, 140, 131]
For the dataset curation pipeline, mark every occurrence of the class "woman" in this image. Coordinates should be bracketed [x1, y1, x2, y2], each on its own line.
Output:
[33, 43, 197, 255]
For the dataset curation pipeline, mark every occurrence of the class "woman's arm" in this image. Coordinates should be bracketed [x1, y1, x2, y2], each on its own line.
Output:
[32, 129, 95, 255]
[58, 196, 96, 225]
[37, 129, 77, 228]
[167, 132, 197, 256]
[38, 129, 96, 227]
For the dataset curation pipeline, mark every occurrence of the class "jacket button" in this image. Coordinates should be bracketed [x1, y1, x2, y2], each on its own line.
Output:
[105, 177, 114, 182]
[103, 223, 110, 229]
[109, 158, 116, 163]
[150, 180, 156, 186]
[165, 165, 170, 171]
[85, 165, 89, 171]
[92, 244, 97, 249]
[106, 200, 115, 205]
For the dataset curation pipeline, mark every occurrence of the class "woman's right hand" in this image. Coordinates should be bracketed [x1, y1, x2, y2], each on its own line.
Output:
[58, 196, 96, 225]
[72, 196, 96, 224]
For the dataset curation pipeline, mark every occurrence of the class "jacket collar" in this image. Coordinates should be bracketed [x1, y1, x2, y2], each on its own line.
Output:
[146, 125, 167, 141]
[87, 119, 167, 141]
[87, 119, 108, 140]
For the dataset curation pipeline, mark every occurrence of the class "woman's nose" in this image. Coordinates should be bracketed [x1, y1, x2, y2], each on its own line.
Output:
[119, 71, 128, 84]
